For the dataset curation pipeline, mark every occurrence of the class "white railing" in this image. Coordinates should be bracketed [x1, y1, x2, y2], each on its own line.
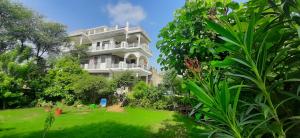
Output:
[86, 26, 127, 35]
[86, 26, 142, 36]
[83, 63, 149, 71]
[111, 64, 120, 68]
[88, 41, 152, 54]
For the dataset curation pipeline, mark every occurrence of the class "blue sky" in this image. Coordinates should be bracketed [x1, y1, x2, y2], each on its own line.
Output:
[17, 0, 246, 70]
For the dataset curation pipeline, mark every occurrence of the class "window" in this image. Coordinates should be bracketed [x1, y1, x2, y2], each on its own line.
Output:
[102, 41, 110, 49]
[96, 42, 100, 47]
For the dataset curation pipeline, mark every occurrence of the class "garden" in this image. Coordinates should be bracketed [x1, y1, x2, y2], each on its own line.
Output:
[1, 0, 300, 138]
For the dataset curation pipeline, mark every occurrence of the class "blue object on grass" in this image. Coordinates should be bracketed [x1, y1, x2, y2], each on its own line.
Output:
[100, 98, 107, 107]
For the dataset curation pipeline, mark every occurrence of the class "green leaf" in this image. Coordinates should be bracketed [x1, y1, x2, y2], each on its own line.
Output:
[231, 58, 252, 68]
[206, 20, 240, 46]
[233, 83, 242, 117]
[227, 73, 259, 86]
[297, 26, 300, 38]
[210, 58, 234, 68]
[186, 80, 213, 107]
[219, 36, 241, 46]
[227, 2, 240, 10]
[287, 116, 300, 120]
[244, 13, 256, 52]
[248, 117, 274, 137]
[198, 110, 226, 123]
[219, 81, 230, 113]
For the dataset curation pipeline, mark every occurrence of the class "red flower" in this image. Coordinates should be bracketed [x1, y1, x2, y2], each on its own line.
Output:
[184, 57, 201, 74]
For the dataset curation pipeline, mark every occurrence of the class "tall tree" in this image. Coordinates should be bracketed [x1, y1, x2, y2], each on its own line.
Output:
[31, 21, 68, 63]
[156, 0, 238, 74]
[0, 0, 36, 53]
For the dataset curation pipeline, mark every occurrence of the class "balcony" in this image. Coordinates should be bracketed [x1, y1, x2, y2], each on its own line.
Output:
[88, 42, 151, 55]
[82, 62, 151, 75]
[84, 26, 143, 36]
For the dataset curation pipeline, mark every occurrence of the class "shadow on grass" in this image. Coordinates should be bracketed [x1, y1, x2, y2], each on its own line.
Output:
[155, 114, 209, 138]
[0, 128, 15, 132]
[2, 121, 153, 138]
[2, 113, 208, 138]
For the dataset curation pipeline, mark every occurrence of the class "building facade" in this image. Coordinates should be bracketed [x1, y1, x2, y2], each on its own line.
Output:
[66, 23, 152, 83]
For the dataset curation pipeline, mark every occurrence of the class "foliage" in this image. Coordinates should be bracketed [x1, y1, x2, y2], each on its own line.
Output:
[161, 68, 184, 95]
[31, 21, 68, 59]
[168, 1, 300, 137]
[0, 0, 69, 108]
[68, 44, 89, 63]
[156, 0, 239, 74]
[127, 81, 170, 110]
[0, 72, 23, 109]
[205, 0, 300, 136]
[131, 81, 149, 98]
[44, 56, 86, 104]
[0, 47, 35, 109]
[186, 70, 244, 137]
[0, 0, 36, 52]
[111, 71, 136, 88]
[158, 0, 300, 137]
[73, 74, 113, 104]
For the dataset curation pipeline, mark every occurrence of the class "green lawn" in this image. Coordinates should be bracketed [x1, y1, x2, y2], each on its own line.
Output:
[0, 107, 207, 138]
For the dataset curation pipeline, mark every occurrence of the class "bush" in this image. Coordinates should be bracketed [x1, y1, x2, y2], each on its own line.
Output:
[132, 81, 149, 98]
[72, 74, 112, 104]
[126, 81, 170, 110]
[43, 56, 85, 104]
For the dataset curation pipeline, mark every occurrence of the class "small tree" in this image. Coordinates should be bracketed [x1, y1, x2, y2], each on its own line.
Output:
[73, 75, 112, 104]
[43, 56, 86, 104]
[111, 71, 136, 88]
[161, 68, 183, 95]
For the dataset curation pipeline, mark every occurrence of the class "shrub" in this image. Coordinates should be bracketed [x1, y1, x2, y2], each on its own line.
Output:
[126, 82, 170, 110]
[72, 74, 112, 104]
[132, 81, 149, 98]
[43, 56, 85, 104]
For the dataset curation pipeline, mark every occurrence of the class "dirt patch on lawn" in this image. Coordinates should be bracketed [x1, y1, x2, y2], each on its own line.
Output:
[106, 103, 124, 112]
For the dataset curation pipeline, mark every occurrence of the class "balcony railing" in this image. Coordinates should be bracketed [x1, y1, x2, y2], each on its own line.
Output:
[83, 63, 150, 71]
[88, 42, 152, 54]
[85, 26, 144, 36]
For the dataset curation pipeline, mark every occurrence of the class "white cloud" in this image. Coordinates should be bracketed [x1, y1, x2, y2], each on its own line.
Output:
[106, 1, 146, 25]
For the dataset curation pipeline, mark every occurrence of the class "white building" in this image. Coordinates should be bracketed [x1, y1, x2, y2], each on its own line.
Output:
[65, 23, 152, 83]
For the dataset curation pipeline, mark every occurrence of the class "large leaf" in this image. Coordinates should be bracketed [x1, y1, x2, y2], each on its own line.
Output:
[219, 81, 230, 113]
[186, 80, 214, 107]
[206, 20, 240, 46]
[244, 13, 256, 52]
[210, 57, 234, 68]
[233, 83, 242, 117]
[231, 58, 252, 68]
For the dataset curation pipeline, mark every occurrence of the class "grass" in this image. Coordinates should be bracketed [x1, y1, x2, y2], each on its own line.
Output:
[0, 106, 208, 138]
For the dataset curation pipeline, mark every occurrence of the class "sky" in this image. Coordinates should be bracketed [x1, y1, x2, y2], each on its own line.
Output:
[16, 0, 246, 70]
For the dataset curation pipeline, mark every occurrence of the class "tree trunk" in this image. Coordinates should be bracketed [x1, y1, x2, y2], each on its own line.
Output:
[2, 99, 5, 109]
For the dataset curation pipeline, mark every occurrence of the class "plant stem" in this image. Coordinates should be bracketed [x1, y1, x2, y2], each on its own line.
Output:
[243, 47, 285, 137]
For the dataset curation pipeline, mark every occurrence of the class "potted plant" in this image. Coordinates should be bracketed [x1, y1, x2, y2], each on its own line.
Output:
[55, 102, 63, 116]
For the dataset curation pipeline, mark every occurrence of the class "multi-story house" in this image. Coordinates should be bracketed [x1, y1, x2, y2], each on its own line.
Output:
[65, 23, 152, 83]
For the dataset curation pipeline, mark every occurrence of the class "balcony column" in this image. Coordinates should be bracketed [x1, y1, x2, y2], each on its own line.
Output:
[138, 34, 141, 47]
[136, 56, 140, 67]
[79, 36, 83, 45]
[123, 58, 127, 68]
[146, 75, 149, 84]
